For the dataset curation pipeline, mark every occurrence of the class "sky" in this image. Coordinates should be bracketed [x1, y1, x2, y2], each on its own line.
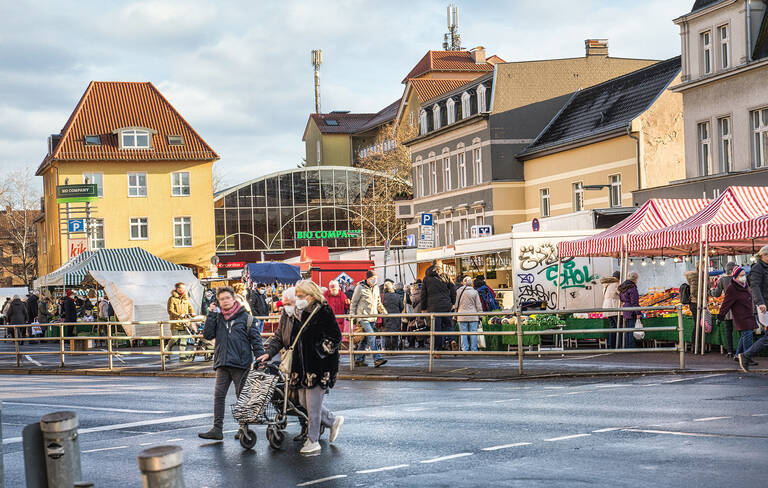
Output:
[0, 0, 693, 188]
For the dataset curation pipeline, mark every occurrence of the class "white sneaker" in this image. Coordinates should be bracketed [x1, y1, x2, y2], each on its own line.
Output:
[300, 440, 321, 456]
[329, 416, 344, 443]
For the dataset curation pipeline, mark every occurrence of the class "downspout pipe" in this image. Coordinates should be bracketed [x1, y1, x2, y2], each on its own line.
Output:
[627, 125, 641, 192]
[747, 0, 753, 63]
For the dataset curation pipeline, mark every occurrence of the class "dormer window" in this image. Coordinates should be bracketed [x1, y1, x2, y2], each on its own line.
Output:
[84, 135, 101, 146]
[113, 127, 156, 149]
[461, 92, 471, 119]
[477, 84, 487, 113]
[167, 135, 184, 146]
[446, 98, 456, 124]
[432, 104, 441, 130]
[419, 110, 428, 135]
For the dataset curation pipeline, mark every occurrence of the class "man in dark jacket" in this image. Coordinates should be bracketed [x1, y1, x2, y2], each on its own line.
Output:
[421, 260, 457, 351]
[617, 272, 640, 348]
[248, 283, 270, 317]
[198, 287, 265, 440]
[60, 291, 78, 337]
[711, 261, 737, 356]
[6, 295, 29, 343]
[740, 247, 768, 371]
[26, 292, 39, 324]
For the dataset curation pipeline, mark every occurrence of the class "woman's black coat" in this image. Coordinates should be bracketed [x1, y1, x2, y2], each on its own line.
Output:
[289, 301, 342, 390]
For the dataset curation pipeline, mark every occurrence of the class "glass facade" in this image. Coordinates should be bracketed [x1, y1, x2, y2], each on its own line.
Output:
[214, 167, 409, 253]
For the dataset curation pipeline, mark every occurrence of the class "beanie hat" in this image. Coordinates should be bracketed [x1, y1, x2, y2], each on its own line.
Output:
[733, 265, 745, 278]
[365, 270, 375, 279]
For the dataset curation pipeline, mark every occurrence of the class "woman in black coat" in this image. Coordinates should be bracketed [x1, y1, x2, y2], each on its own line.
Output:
[719, 266, 759, 368]
[381, 282, 404, 350]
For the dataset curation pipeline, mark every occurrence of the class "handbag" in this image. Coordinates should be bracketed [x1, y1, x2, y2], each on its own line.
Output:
[701, 309, 712, 334]
[633, 318, 645, 340]
[477, 323, 486, 349]
[279, 307, 319, 376]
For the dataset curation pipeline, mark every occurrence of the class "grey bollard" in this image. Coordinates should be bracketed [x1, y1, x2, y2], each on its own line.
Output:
[138, 446, 184, 488]
[39, 411, 81, 488]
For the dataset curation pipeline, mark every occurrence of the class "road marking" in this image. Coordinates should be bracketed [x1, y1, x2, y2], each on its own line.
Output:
[566, 391, 586, 395]
[420, 452, 473, 464]
[223, 429, 239, 433]
[139, 442, 154, 446]
[622, 429, 718, 437]
[642, 384, 660, 387]
[544, 434, 591, 442]
[166, 438, 184, 442]
[481, 442, 532, 451]
[752, 414, 768, 417]
[543, 386, 566, 390]
[592, 427, 622, 433]
[693, 416, 732, 422]
[458, 387, 483, 391]
[662, 378, 690, 383]
[542, 394, 561, 398]
[694, 373, 727, 379]
[24, 355, 42, 366]
[356, 464, 410, 474]
[594, 384, 627, 389]
[82, 445, 129, 453]
[405, 407, 428, 412]
[297, 475, 348, 486]
[3, 401, 170, 414]
[492, 398, 519, 403]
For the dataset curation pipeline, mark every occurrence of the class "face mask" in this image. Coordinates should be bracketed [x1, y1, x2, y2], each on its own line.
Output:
[737, 276, 747, 284]
[283, 305, 295, 316]
[258, 289, 266, 295]
[367, 278, 376, 286]
[295, 298, 309, 311]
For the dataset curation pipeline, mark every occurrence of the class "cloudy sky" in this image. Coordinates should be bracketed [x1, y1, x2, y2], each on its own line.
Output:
[1, 0, 692, 187]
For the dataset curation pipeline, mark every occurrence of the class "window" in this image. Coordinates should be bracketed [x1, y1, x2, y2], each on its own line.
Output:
[128, 172, 147, 197]
[129, 218, 149, 240]
[419, 110, 428, 135]
[418, 164, 425, 196]
[572, 182, 584, 211]
[84, 135, 101, 145]
[458, 151, 467, 188]
[718, 24, 729, 70]
[83, 172, 103, 197]
[540, 188, 551, 217]
[172, 172, 190, 196]
[701, 31, 712, 75]
[429, 161, 437, 193]
[698, 121, 712, 175]
[432, 104, 441, 130]
[752, 108, 768, 168]
[461, 91, 471, 119]
[476, 84, 487, 113]
[173, 217, 192, 247]
[324, 119, 339, 126]
[609, 174, 622, 207]
[461, 218, 469, 239]
[446, 98, 456, 124]
[473, 147, 482, 184]
[718, 117, 732, 173]
[447, 220, 454, 245]
[121, 129, 151, 149]
[167, 135, 184, 146]
[475, 215, 483, 227]
[442, 155, 451, 191]
[409, 111, 414, 127]
[89, 219, 105, 250]
[316, 140, 321, 163]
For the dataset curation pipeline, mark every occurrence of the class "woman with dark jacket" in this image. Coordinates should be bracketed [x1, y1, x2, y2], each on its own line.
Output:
[258, 280, 343, 456]
[718, 266, 759, 369]
[421, 261, 457, 351]
[381, 281, 404, 350]
[6, 295, 29, 343]
[617, 272, 640, 348]
[710, 261, 737, 356]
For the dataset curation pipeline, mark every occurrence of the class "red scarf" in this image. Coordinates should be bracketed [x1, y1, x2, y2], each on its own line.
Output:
[221, 301, 242, 320]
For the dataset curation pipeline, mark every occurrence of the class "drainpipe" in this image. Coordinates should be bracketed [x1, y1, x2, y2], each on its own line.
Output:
[747, 0, 753, 63]
[627, 125, 642, 191]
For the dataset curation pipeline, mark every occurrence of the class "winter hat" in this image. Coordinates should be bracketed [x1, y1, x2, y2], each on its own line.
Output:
[612, 271, 621, 279]
[365, 270, 375, 279]
[733, 265, 745, 278]
[65, 290, 74, 298]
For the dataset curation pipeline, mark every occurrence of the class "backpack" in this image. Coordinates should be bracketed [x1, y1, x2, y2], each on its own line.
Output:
[477, 286, 499, 311]
[679, 282, 691, 305]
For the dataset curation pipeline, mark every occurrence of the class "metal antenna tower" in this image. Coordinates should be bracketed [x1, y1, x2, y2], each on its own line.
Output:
[311, 49, 322, 113]
[445, 4, 461, 50]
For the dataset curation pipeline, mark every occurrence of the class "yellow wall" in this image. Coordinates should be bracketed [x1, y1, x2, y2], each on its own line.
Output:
[304, 119, 353, 166]
[38, 160, 215, 276]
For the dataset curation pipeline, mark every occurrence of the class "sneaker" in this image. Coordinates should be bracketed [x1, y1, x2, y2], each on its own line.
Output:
[354, 360, 367, 367]
[738, 354, 751, 372]
[198, 427, 223, 440]
[300, 440, 321, 455]
[329, 416, 344, 443]
[374, 359, 388, 368]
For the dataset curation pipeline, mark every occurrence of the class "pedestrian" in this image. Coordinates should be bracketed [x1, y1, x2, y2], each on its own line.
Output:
[248, 282, 270, 319]
[408, 282, 426, 349]
[717, 266, 758, 369]
[198, 287, 265, 441]
[6, 295, 29, 344]
[167, 282, 196, 362]
[617, 272, 640, 348]
[26, 291, 39, 327]
[233, 282, 252, 314]
[201, 288, 217, 316]
[710, 261, 737, 356]
[60, 291, 77, 337]
[684, 261, 708, 352]
[454, 276, 483, 352]
[259, 280, 343, 455]
[601, 271, 622, 349]
[350, 270, 388, 368]
[421, 259, 457, 352]
[381, 281, 404, 350]
[324, 280, 349, 348]
[1, 297, 11, 325]
[738, 246, 768, 371]
[473, 276, 500, 311]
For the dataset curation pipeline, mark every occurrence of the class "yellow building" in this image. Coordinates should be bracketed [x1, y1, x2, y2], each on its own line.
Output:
[35, 81, 219, 277]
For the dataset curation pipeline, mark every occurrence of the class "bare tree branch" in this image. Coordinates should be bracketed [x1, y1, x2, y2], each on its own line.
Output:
[0, 168, 42, 286]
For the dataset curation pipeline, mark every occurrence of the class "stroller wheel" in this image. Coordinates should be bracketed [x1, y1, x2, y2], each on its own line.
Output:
[239, 428, 257, 450]
[266, 425, 284, 449]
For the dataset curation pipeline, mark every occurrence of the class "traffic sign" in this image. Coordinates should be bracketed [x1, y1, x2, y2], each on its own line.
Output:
[68, 219, 86, 233]
[532, 218, 540, 232]
[418, 225, 435, 249]
[406, 235, 416, 247]
[420, 213, 434, 226]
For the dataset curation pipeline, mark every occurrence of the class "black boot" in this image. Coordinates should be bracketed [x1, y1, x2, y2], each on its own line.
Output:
[198, 427, 223, 440]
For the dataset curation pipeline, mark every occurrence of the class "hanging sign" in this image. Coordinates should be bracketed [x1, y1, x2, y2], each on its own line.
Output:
[68, 238, 88, 259]
[56, 184, 98, 203]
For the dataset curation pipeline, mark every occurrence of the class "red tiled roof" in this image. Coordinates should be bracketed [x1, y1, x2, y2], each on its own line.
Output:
[355, 99, 400, 133]
[409, 79, 473, 102]
[37, 81, 218, 175]
[309, 113, 377, 134]
[402, 50, 495, 83]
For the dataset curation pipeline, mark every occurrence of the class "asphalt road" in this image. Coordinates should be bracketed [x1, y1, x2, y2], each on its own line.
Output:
[1, 372, 767, 487]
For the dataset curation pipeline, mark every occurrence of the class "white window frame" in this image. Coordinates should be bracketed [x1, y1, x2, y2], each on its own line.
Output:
[752, 108, 768, 168]
[701, 31, 712, 75]
[316, 140, 321, 163]
[446, 220, 454, 245]
[417, 164, 425, 197]
[718, 24, 729, 70]
[432, 104, 441, 131]
[458, 150, 467, 188]
[129, 217, 149, 241]
[89, 218, 105, 250]
[173, 217, 192, 248]
[461, 91, 471, 119]
[473, 147, 482, 184]
[429, 161, 437, 193]
[461, 218, 469, 240]
[718, 116, 732, 173]
[442, 154, 452, 191]
[698, 121, 712, 175]
[476, 84, 487, 113]
[82, 172, 103, 197]
[475, 215, 483, 227]
[572, 182, 584, 212]
[419, 110, 428, 135]
[171, 171, 190, 196]
[121, 129, 151, 149]
[446, 98, 456, 124]
[540, 188, 551, 218]
[609, 174, 622, 208]
[127, 172, 147, 197]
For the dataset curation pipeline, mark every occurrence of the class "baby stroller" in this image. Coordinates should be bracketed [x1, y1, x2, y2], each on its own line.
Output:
[185, 323, 213, 361]
[231, 362, 325, 450]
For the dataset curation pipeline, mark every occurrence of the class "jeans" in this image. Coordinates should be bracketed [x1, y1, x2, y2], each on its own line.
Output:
[689, 304, 699, 352]
[622, 318, 637, 348]
[165, 327, 187, 358]
[722, 319, 734, 354]
[435, 316, 455, 350]
[458, 321, 478, 351]
[743, 328, 767, 360]
[298, 386, 336, 443]
[607, 316, 619, 349]
[355, 321, 382, 363]
[736, 329, 754, 356]
[213, 366, 248, 430]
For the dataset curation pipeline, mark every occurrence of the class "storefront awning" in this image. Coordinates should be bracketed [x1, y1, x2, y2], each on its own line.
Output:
[416, 246, 455, 263]
[454, 233, 513, 257]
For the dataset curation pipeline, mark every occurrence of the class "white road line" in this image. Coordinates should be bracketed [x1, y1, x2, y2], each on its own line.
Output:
[82, 445, 129, 453]
[458, 387, 483, 391]
[542, 394, 561, 398]
[356, 464, 410, 474]
[166, 438, 184, 442]
[752, 413, 768, 417]
[404, 407, 428, 412]
[592, 427, 622, 433]
[223, 429, 239, 433]
[566, 391, 586, 395]
[693, 416, 732, 422]
[297, 475, 348, 486]
[492, 398, 519, 403]
[543, 386, 566, 390]
[24, 355, 42, 366]
[544, 433, 591, 442]
[622, 428, 718, 437]
[139, 442, 154, 446]
[481, 442, 532, 451]
[420, 452, 473, 464]
[3, 401, 170, 414]
[642, 384, 660, 387]
[594, 384, 627, 389]
[662, 378, 690, 383]
[693, 373, 727, 379]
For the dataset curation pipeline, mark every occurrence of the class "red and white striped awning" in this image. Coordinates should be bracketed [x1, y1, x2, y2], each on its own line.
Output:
[627, 186, 768, 255]
[558, 198, 709, 257]
[707, 214, 768, 250]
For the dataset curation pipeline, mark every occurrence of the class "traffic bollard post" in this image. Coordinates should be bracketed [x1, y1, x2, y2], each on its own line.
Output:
[138, 445, 184, 488]
[39, 411, 82, 488]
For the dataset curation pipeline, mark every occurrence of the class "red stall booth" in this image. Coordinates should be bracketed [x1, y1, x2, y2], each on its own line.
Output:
[298, 247, 374, 292]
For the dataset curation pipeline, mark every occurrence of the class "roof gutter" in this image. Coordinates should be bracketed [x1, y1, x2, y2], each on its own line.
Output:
[627, 124, 642, 190]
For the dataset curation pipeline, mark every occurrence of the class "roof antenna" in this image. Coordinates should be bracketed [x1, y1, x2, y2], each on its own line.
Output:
[311, 49, 323, 114]
[445, 4, 462, 50]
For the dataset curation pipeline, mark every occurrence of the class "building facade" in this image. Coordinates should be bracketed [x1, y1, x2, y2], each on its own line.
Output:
[36, 81, 218, 276]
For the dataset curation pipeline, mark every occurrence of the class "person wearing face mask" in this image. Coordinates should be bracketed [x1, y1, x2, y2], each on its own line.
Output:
[248, 282, 270, 321]
[258, 280, 343, 455]
[718, 266, 760, 371]
[421, 259, 457, 353]
[710, 262, 737, 357]
[324, 280, 350, 349]
[167, 282, 196, 362]
[350, 270, 388, 368]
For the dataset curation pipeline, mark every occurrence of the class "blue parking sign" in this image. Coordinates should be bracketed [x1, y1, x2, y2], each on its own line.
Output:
[68, 219, 86, 233]
[420, 213, 434, 226]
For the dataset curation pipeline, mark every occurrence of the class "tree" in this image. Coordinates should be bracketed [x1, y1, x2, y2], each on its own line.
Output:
[0, 168, 41, 286]
[212, 162, 227, 194]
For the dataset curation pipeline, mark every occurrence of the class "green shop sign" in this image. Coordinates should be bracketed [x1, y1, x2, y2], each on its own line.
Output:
[56, 184, 98, 203]
[296, 230, 362, 239]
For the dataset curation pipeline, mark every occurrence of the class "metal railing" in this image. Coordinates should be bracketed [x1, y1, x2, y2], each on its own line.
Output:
[0, 304, 686, 375]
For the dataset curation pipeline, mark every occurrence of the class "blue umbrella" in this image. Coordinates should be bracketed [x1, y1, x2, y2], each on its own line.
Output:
[244, 262, 301, 284]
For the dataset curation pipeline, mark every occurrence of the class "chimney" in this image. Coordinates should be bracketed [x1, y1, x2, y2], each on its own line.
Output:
[471, 46, 486, 64]
[585, 39, 609, 57]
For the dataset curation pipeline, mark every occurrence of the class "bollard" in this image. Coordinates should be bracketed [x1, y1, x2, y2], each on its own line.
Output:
[39, 411, 82, 488]
[138, 446, 184, 488]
